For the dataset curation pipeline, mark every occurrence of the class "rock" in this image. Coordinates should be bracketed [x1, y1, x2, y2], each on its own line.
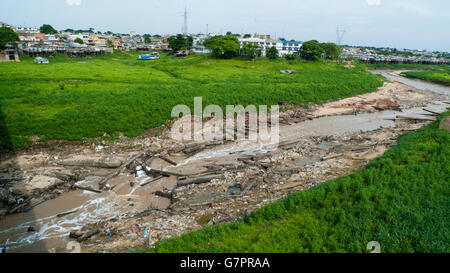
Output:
[27, 226, 35, 232]
[439, 116, 450, 131]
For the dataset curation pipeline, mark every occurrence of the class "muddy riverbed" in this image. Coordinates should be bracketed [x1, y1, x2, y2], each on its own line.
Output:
[0, 70, 449, 252]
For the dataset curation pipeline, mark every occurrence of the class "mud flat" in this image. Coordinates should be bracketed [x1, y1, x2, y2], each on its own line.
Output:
[0, 71, 449, 252]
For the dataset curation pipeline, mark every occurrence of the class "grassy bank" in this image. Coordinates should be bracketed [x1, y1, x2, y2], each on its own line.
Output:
[145, 113, 450, 253]
[400, 71, 450, 86]
[0, 52, 383, 149]
[366, 63, 450, 72]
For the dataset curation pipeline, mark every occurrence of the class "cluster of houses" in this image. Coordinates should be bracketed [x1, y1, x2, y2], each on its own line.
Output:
[0, 22, 175, 62]
[2, 21, 448, 64]
[340, 47, 450, 65]
[1, 21, 305, 62]
[12, 29, 172, 58]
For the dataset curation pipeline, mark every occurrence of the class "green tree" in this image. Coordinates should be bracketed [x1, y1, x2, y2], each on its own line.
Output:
[204, 35, 240, 59]
[168, 34, 193, 52]
[266, 46, 279, 60]
[143, 34, 151, 43]
[74, 38, 84, 44]
[241, 42, 261, 60]
[40, 24, 58, 34]
[106, 39, 113, 47]
[0, 27, 19, 48]
[321, 42, 341, 60]
[243, 34, 252, 38]
[300, 40, 324, 61]
[284, 53, 297, 60]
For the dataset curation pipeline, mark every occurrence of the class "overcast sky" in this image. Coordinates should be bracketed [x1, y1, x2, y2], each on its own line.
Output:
[2, 0, 449, 51]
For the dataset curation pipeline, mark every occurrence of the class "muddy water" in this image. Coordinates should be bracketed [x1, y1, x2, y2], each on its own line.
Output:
[1, 70, 449, 252]
[178, 105, 447, 164]
[0, 173, 172, 252]
[371, 70, 450, 96]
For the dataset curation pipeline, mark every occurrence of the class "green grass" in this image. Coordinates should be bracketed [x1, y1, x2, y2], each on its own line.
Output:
[366, 63, 450, 72]
[401, 71, 450, 86]
[0, 52, 383, 149]
[145, 114, 450, 253]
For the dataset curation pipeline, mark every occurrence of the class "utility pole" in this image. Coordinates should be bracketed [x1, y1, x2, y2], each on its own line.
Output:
[336, 26, 346, 46]
[182, 7, 188, 35]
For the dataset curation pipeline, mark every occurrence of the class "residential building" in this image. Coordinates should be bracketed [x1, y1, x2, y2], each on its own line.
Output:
[239, 36, 302, 57]
[14, 26, 39, 34]
[239, 37, 278, 57]
[277, 40, 303, 56]
[192, 44, 211, 54]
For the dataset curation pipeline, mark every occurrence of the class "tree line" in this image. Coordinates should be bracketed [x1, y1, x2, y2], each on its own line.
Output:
[199, 35, 341, 61]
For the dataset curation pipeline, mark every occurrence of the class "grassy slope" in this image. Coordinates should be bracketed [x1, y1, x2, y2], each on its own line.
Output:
[146, 114, 450, 253]
[0, 52, 383, 149]
[400, 71, 450, 86]
[366, 63, 450, 72]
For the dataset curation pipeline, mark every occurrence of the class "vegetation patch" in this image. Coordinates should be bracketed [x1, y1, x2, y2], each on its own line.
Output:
[401, 71, 450, 86]
[366, 63, 450, 72]
[0, 52, 383, 149]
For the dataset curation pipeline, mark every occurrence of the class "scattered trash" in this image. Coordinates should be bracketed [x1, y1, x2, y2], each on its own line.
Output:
[226, 187, 241, 196]
[131, 226, 139, 233]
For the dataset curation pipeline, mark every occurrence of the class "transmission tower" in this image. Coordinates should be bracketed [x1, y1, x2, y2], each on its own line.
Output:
[336, 27, 346, 46]
[182, 7, 188, 35]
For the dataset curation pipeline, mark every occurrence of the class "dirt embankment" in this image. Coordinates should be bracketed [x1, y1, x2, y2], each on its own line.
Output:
[0, 79, 448, 253]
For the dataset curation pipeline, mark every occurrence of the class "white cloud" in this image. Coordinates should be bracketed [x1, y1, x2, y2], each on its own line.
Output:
[366, 0, 381, 6]
[67, 0, 81, 6]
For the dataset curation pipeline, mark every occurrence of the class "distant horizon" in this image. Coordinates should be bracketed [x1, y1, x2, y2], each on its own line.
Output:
[3, 0, 450, 52]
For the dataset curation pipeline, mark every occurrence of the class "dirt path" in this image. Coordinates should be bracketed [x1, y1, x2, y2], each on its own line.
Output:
[0, 73, 449, 252]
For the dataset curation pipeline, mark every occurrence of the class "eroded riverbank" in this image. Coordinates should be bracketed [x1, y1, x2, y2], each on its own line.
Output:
[0, 70, 449, 252]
